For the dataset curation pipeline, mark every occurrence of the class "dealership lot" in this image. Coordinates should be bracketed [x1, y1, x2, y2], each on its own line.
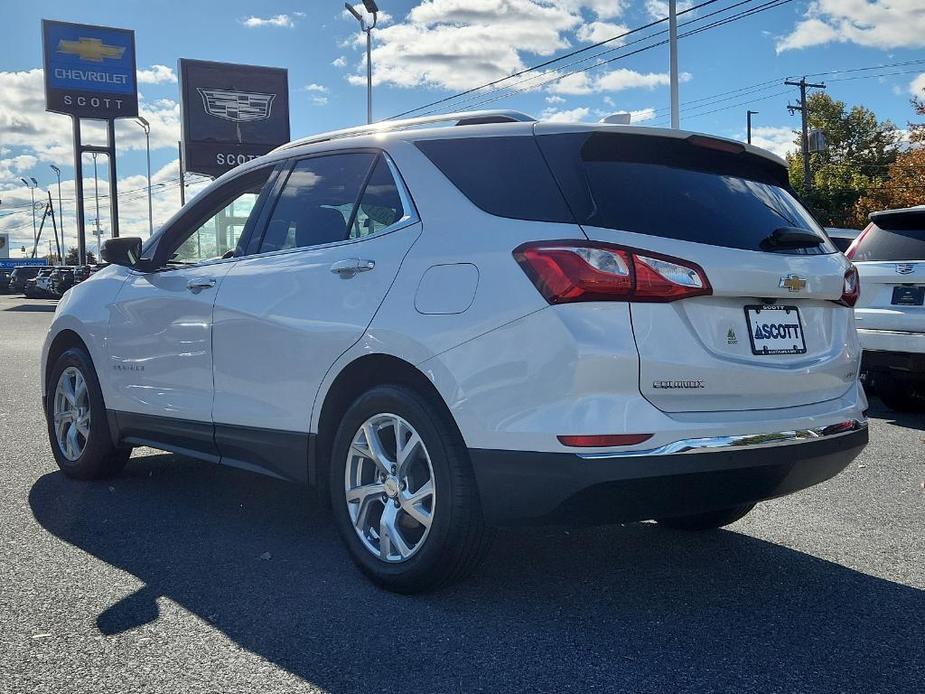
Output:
[0, 292, 922, 693]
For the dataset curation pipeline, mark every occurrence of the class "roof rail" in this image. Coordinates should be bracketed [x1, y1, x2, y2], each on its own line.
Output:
[273, 109, 536, 152]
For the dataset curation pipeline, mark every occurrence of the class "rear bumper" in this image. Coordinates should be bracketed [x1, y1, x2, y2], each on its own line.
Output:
[861, 348, 925, 382]
[857, 328, 925, 355]
[470, 421, 868, 525]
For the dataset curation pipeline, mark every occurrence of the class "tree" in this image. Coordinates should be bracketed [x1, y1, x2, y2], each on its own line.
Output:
[855, 98, 925, 218]
[64, 247, 97, 265]
[787, 92, 899, 228]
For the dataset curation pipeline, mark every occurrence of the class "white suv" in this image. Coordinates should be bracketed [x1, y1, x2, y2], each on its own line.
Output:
[42, 111, 868, 592]
[848, 207, 925, 410]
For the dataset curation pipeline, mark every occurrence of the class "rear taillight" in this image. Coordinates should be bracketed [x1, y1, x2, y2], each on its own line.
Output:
[837, 265, 860, 307]
[844, 224, 872, 259]
[513, 241, 711, 304]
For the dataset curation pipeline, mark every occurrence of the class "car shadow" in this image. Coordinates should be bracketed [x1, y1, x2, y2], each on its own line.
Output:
[30, 453, 924, 693]
[866, 396, 925, 432]
[4, 301, 58, 312]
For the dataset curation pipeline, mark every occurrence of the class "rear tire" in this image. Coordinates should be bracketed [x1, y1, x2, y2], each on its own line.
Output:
[876, 374, 923, 412]
[329, 384, 491, 593]
[656, 503, 755, 531]
[45, 347, 131, 480]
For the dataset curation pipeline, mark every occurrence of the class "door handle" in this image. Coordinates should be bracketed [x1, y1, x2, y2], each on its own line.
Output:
[329, 258, 375, 277]
[186, 278, 216, 293]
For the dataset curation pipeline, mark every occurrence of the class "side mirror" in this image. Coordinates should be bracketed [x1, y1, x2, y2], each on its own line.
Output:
[101, 237, 143, 268]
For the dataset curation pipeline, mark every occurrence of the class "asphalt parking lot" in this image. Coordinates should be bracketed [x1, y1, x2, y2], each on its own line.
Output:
[0, 292, 922, 694]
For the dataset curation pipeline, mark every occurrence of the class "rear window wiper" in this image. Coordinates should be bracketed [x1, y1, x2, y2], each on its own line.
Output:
[759, 227, 823, 251]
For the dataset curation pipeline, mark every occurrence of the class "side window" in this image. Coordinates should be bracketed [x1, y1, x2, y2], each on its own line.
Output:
[350, 156, 406, 240]
[167, 167, 273, 265]
[258, 152, 375, 254]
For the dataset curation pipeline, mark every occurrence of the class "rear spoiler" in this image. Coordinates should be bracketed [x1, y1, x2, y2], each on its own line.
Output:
[870, 207, 925, 230]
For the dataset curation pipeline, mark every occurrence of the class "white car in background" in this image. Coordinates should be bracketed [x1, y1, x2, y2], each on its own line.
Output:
[848, 207, 925, 410]
[41, 111, 869, 593]
[825, 227, 861, 253]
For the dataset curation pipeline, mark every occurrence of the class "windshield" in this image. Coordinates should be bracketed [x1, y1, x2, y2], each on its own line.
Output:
[850, 222, 925, 262]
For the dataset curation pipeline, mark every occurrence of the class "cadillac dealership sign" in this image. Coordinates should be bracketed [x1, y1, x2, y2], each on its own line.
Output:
[42, 19, 138, 119]
[179, 59, 290, 177]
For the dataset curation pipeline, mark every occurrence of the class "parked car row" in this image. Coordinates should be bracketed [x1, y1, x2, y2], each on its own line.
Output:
[1, 264, 105, 299]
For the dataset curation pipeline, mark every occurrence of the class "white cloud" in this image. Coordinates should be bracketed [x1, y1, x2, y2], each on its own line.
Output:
[137, 64, 177, 84]
[545, 94, 566, 104]
[304, 83, 329, 93]
[241, 13, 301, 28]
[744, 126, 798, 159]
[575, 21, 628, 44]
[910, 72, 925, 97]
[548, 68, 691, 96]
[645, 0, 694, 21]
[332, 56, 348, 68]
[777, 1, 925, 53]
[346, 0, 584, 91]
[310, 96, 329, 106]
[541, 106, 590, 122]
[629, 107, 656, 123]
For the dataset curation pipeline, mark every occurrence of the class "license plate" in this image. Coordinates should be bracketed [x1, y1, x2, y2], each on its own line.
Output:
[891, 286, 924, 306]
[744, 305, 806, 355]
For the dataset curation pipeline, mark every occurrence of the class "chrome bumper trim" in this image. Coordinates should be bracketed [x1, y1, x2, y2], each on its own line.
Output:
[578, 419, 867, 460]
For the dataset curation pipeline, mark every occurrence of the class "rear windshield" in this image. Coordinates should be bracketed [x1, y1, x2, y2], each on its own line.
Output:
[850, 221, 925, 262]
[538, 132, 831, 253]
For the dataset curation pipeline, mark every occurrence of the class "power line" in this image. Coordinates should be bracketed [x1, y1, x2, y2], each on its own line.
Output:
[424, 0, 795, 117]
[389, 0, 739, 120]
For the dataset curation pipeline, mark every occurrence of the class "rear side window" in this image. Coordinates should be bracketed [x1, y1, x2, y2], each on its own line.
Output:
[850, 222, 925, 262]
[414, 136, 573, 223]
[537, 132, 830, 253]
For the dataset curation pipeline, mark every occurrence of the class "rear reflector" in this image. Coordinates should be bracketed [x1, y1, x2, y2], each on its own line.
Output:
[514, 240, 711, 304]
[557, 434, 653, 447]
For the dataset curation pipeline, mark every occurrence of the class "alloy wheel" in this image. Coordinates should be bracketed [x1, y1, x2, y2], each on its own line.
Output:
[53, 366, 91, 461]
[344, 413, 436, 563]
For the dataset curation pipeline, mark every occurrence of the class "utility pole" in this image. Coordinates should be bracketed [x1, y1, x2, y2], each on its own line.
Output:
[746, 110, 758, 145]
[49, 165, 64, 256]
[786, 77, 826, 192]
[668, 0, 680, 129]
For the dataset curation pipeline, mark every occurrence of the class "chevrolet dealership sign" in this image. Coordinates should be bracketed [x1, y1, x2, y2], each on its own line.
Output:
[179, 59, 290, 178]
[42, 20, 138, 119]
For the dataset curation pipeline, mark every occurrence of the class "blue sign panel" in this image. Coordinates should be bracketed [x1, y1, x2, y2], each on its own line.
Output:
[0, 259, 48, 270]
[43, 19, 138, 119]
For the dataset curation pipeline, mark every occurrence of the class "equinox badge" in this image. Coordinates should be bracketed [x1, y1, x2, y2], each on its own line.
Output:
[779, 274, 807, 292]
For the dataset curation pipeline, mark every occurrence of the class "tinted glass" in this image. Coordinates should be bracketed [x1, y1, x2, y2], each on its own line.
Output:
[167, 167, 273, 264]
[850, 223, 925, 261]
[538, 132, 830, 253]
[258, 152, 375, 253]
[414, 136, 573, 223]
[350, 156, 405, 240]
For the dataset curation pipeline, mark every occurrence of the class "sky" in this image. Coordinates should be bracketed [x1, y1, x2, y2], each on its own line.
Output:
[1, 0, 924, 257]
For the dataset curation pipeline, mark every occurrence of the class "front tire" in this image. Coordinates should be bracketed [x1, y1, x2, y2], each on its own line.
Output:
[329, 385, 491, 593]
[656, 503, 755, 531]
[45, 347, 131, 480]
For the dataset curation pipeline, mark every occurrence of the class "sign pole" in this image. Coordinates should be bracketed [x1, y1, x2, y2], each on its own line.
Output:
[72, 116, 87, 266]
[107, 120, 120, 238]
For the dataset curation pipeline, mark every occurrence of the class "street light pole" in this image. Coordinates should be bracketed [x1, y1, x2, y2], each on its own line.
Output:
[49, 164, 65, 261]
[345, 1, 379, 124]
[668, 0, 680, 129]
[136, 116, 153, 237]
[746, 110, 758, 145]
[92, 153, 102, 259]
[20, 177, 38, 249]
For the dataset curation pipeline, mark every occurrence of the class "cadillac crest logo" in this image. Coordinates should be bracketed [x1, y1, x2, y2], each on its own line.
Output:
[197, 88, 276, 123]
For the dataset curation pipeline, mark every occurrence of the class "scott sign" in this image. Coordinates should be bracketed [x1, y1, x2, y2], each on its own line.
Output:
[179, 59, 290, 178]
[42, 20, 138, 119]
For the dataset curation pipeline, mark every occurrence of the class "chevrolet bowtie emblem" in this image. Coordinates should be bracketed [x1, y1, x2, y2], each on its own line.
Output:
[779, 274, 807, 292]
[57, 37, 125, 62]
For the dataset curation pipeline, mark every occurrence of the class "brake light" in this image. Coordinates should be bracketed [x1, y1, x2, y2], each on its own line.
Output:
[844, 224, 872, 259]
[837, 265, 860, 307]
[513, 241, 711, 304]
[557, 434, 653, 447]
